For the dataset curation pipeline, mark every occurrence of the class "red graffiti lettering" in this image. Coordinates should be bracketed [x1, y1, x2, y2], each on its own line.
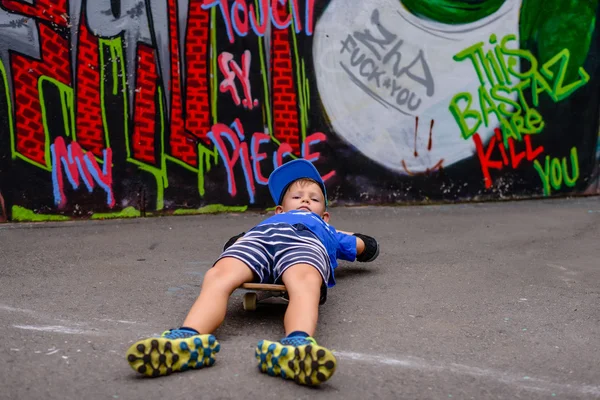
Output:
[133, 44, 159, 164]
[184, 1, 212, 147]
[11, 23, 70, 165]
[76, 14, 105, 157]
[272, 27, 300, 154]
[0, 0, 320, 213]
[473, 130, 545, 189]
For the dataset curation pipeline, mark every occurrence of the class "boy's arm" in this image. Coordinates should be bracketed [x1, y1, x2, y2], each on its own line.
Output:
[337, 230, 379, 262]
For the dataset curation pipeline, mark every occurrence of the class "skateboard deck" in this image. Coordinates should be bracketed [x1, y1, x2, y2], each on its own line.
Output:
[239, 283, 288, 311]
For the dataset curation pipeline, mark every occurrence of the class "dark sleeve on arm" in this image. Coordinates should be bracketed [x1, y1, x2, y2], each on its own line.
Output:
[223, 232, 246, 251]
[353, 233, 380, 262]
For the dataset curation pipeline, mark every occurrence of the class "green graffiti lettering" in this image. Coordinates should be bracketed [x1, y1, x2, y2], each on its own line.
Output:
[524, 108, 544, 134]
[500, 34, 538, 80]
[507, 113, 524, 142]
[540, 49, 591, 101]
[453, 41, 490, 86]
[449, 92, 482, 139]
[490, 85, 521, 117]
[500, 108, 544, 146]
[562, 147, 579, 187]
[453, 33, 591, 152]
[550, 157, 563, 190]
[499, 118, 520, 146]
[511, 80, 532, 114]
[39, 76, 75, 169]
[478, 86, 503, 128]
[533, 156, 551, 196]
[485, 49, 506, 85]
[533, 149, 580, 196]
[530, 70, 554, 106]
[99, 38, 169, 211]
[493, 40, 512, 85]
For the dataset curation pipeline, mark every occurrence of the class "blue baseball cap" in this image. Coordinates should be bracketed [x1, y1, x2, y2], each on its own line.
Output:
[268, 159, 327, 206]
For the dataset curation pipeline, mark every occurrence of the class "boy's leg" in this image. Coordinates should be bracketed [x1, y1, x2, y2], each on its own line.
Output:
[281, 263, 322, 336]
[255, 263, 337, 386]
[126, 257, 254, 377]
[182, 257, 255, 334]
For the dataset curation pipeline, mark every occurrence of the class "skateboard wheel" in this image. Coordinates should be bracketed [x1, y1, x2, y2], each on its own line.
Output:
[243, 292, 258, 311]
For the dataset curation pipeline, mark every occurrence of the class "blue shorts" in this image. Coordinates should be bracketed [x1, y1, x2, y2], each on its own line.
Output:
[216, 223, 331, 286]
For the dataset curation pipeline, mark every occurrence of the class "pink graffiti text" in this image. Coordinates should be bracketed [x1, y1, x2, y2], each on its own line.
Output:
[207, 118, 333, 203]
[219, 50, 258, 109]
[202, 0, 315, 43]
[51, 137, 115, 209]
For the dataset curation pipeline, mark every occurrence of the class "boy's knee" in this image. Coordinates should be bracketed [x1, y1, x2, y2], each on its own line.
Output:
[201, 268, 228, 292]
[282, 264, 323, 290]
[203, 267, 225, 283]
[202, 259, 253, 290]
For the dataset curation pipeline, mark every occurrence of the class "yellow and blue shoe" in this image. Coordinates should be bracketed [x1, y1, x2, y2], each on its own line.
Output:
[126, 329, 220, 377]
[255, 336, 337, 386]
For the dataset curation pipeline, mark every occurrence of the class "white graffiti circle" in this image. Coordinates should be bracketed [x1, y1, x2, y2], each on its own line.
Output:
[313, 0, 522, 174]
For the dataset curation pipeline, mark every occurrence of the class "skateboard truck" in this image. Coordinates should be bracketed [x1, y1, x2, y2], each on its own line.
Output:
[240, 283, 287, 311]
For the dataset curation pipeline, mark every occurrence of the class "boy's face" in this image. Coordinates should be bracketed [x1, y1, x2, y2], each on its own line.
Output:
[276, 180, 330, 222]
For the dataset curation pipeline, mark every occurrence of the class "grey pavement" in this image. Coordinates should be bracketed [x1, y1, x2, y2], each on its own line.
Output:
[1, 197, 599, 400]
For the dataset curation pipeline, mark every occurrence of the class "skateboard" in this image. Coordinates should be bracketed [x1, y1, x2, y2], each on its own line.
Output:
[239, 283, 288, 311]
[238, 283, 327, 311]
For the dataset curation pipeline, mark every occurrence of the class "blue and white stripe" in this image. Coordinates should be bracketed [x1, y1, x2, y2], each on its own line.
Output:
[217, 223, 331, 284]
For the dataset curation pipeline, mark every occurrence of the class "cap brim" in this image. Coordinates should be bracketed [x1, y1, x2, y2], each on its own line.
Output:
[268, 159, 327, 206]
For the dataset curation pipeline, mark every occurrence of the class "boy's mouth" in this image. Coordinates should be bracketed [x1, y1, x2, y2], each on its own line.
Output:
[297, 206, 311, 212]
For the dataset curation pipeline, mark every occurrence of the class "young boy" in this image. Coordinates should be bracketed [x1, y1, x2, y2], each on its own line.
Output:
[126, 159, 379, 385]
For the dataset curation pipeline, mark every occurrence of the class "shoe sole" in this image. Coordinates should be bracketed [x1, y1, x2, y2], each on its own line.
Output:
[255, 340, 337, 385]
[126, 334, 220, 377]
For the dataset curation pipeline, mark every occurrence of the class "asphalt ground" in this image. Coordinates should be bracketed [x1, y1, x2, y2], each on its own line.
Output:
[1, 197, 599, 400]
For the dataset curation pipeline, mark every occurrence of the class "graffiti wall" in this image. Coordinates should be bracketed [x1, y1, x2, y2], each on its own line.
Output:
[0, 0, 598, 222]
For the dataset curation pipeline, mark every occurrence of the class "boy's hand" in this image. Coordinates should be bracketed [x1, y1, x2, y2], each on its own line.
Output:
[223, 232, 245, 251]
[353, 233, 379, 262]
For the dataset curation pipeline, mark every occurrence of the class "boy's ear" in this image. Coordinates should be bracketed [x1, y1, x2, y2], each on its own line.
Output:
[322, 211, 330, 223]
[275, 205, 284, 214]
